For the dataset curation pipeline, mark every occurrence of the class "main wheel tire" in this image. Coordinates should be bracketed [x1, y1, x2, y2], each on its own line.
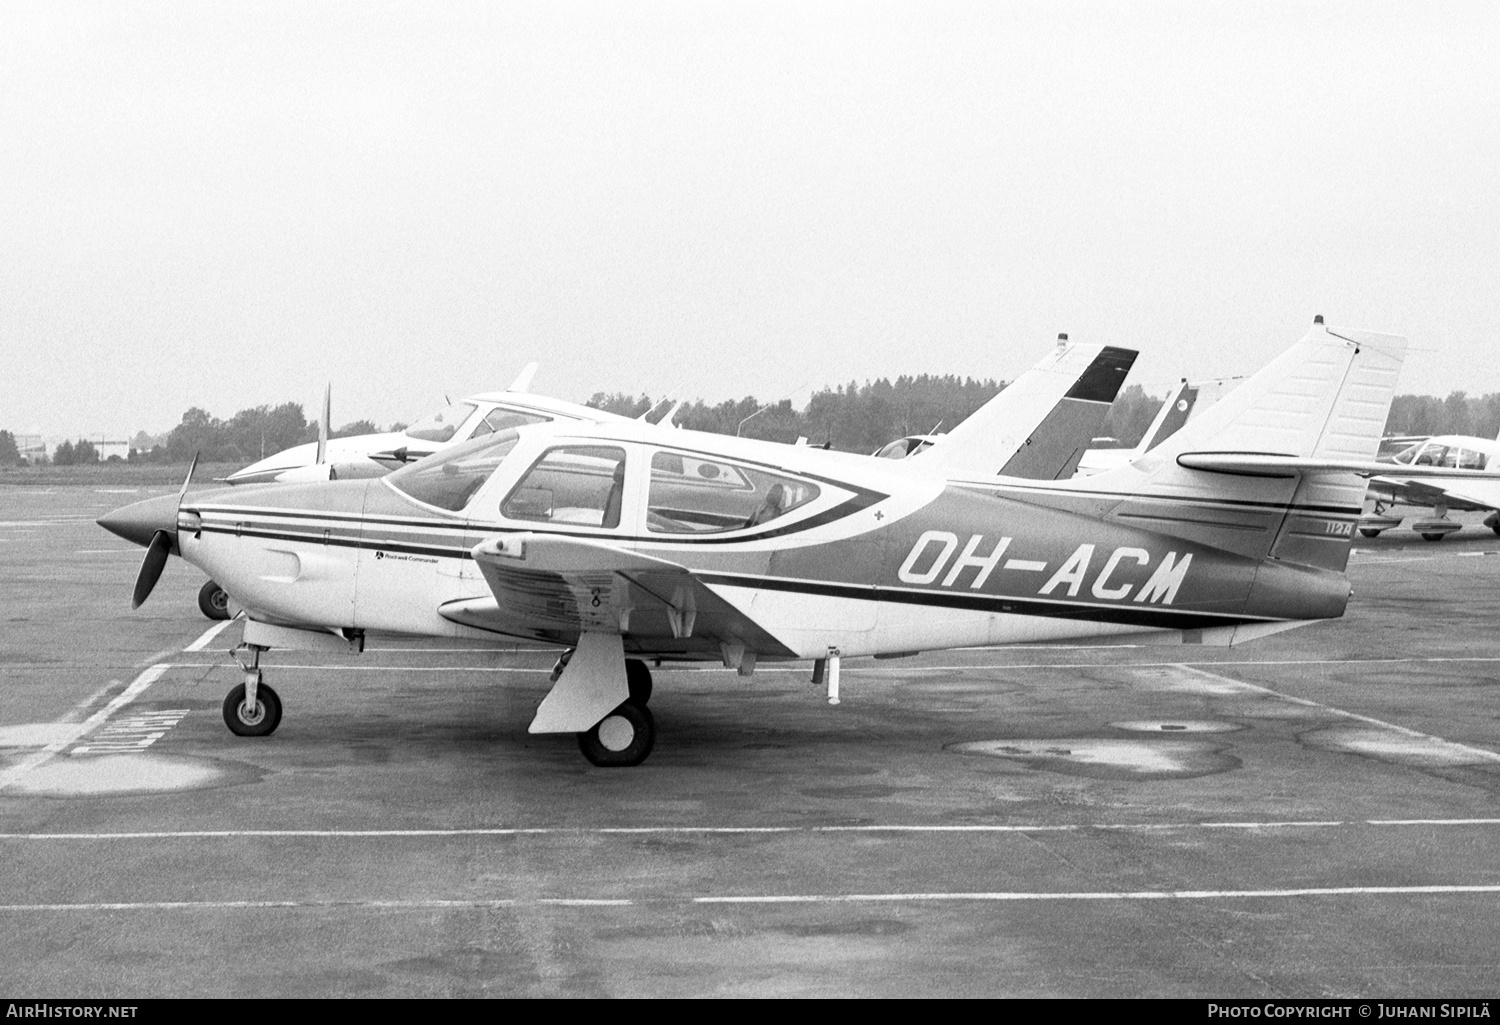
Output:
[625, 659, 653, 706]
[1421, 532, 1445, 542]
[578, 702, 655, 767]
[198, 580, 231, 620]
[1492, 524, 1500, 537]
[1358, 528, 1381, 538]
[223, 680, 282, 737]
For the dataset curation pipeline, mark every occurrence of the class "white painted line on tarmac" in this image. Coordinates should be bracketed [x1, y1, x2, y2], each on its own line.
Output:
[0, 663, 170, 793]
[0, 518, 97, 527]
[58, 680, 123, 724]
[133, 648, 178, 669]
[692, 885, 1500, 905]
[184, 618, 237, 652]
[1170, 664, 1500, 764]
[1352, 551, 1500, 565]
[2, 885, 1498, 914]
[6, 817, 1500, 841]
[156, 655, 1500, 676]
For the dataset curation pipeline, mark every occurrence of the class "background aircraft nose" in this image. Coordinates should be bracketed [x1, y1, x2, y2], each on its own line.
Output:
[97, 494, 180, 548]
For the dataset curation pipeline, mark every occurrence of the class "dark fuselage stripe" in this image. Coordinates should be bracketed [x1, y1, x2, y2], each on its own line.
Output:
[692, 572, 1267, 632]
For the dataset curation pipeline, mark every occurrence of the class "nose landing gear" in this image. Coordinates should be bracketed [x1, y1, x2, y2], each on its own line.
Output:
[225, 644, 282, 737]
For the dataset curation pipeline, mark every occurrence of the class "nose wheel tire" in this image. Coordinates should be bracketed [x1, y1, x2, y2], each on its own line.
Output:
[578, 702, 655, 767]
[198, 580, 231, 620]
[223, 681, 282, 737]
[625, 659, 653, 706]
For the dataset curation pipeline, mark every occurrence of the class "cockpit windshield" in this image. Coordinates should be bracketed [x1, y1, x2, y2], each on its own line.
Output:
[404, 401, 477, 443]
[386, 431, 520, 511]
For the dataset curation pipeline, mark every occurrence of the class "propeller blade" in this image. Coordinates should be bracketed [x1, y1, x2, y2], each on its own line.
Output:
[131, 530, 173, 609]
[178, 452, 199, 506]
[315, 384, 330, 465]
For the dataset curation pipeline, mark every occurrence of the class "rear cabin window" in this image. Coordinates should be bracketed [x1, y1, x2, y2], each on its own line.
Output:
[404, 401, 477, 443]
[501, 446, 628, 528]
[470, 409, 550, 438]
[646, 450, 819, 534]
[387, 432, 520, 512]
[1411, 444, 1488, 470]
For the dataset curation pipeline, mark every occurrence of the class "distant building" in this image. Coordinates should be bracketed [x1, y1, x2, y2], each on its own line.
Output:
[15, 435, 45, 463]
[91, 439, 131, 461]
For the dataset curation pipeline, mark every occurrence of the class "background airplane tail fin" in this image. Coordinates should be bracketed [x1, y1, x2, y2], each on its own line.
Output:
[1090, 317, 1408, 570]
[923, 338, 1137, 479]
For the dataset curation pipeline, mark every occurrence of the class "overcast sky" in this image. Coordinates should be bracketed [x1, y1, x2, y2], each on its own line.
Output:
[3, 0, 1497, 440]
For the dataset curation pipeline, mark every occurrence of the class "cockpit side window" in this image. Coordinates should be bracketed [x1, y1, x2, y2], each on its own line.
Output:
[646, 450, 819, 534]
[404, 401, 478, 443]
[386, 431, 521, 512]
[1390, 442, 1423, 465]
[470, 409, 550, 439]
[1413, 443, 1446, 466]
[501, 446, 628, 528]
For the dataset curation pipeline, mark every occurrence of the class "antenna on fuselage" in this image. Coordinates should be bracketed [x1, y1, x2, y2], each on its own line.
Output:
[507, 363, 539, 394]
[314, 383, 330, 466]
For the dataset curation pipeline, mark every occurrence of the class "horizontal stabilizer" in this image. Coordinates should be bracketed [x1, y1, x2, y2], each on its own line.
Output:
[1178, 452, 1500, 480]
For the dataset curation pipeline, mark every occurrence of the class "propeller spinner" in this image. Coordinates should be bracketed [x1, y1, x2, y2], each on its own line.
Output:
[97, 454, 198, 609]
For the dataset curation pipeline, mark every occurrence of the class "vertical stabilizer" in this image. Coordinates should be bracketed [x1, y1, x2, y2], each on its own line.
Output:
[1088, 318, 1407, 567]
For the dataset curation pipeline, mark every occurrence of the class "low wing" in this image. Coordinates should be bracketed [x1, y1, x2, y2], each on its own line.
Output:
[439, 532, 795, 660]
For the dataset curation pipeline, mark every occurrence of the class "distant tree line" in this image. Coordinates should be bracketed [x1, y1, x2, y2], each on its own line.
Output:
[588, 376, 1167, 453]
[1385, 392, 1500, 440]
[7, 387, 1500, 468]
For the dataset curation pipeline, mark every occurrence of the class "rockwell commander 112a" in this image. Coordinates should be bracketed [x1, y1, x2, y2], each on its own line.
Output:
[100, 317, 1473, 768]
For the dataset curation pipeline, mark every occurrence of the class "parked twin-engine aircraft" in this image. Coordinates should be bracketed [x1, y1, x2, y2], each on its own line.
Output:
[223, 365, 631, 487]
[1073, 376, 1239, 476]
[104, 318, 1494, 769]
[1359, 431, 1500, 540]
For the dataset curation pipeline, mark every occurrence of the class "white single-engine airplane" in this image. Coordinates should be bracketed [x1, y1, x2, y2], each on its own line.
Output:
[103, 318, 1490, 768]
[1359, 431, 1500, 540]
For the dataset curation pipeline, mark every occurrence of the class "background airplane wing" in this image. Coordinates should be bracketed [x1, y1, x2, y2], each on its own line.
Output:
[1369, 475, 1500, 512]
[439, 533, 796, 659]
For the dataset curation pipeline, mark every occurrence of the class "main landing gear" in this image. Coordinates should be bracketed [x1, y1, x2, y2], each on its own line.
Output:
[576, 658, 655, 768]
[224, 644, 282, 737]
[198, 579, 231, 620]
